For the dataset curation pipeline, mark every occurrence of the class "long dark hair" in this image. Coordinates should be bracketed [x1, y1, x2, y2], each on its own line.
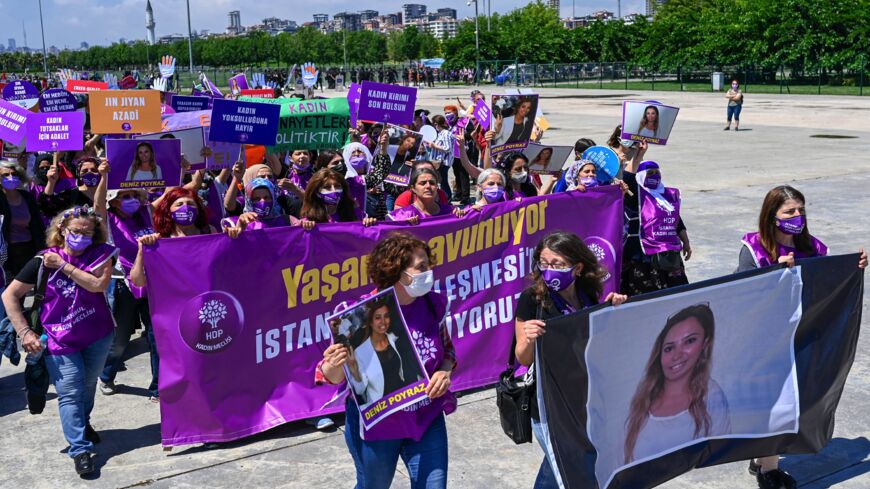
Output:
[497, 152, 537, 198]
[300, 168, 357, 223]
[758, 185, 814, 260]
[530, 232, 606, 308]
[624, 303, 716, 464]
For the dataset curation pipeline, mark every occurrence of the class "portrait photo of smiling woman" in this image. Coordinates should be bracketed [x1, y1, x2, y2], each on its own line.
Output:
[623, 303, 732, 465]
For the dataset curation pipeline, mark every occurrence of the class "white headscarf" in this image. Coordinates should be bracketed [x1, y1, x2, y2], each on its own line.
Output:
[635, 167, 674, 213]
[342, 142, 373, 178]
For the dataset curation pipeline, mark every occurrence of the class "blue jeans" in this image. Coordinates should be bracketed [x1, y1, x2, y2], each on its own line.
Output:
[345, 398, 448, 489]
[385, 193, 397, 213]
[727, 104, 742, 122]
[101, 279, 158, 396]
[44, 332, 113, 457]
[532, 417, 559, 489]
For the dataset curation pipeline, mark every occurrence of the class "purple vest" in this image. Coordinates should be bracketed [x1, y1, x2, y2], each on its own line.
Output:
[362, 291, 456, 442]
[40, 243, 118, 355]
[388, 202, 454, 222]
[108, 207, 154, 299]
[741, 232, 828, 268]
[638, 185, 682, 255]
[347, 175, 367, 220]
[287, 168, 313, 190]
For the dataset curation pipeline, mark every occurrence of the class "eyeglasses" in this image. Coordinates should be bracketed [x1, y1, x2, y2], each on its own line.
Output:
[67, 228, 94, 237]
[539, 260, 570, 270]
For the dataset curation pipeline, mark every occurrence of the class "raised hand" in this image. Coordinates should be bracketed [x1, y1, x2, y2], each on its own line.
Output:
[301, 62, 319, 88]
[159, 55, 176, 79]
[104, 73, 119, 89]
[151, 77, 167, 92]
[251, 72, 266, 88]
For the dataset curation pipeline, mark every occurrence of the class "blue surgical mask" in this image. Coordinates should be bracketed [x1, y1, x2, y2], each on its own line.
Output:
[120, 198, 141, 215]
[1, 175, 21, 190]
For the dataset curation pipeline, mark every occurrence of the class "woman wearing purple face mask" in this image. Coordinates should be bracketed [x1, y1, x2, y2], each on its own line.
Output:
[224, 178, 299, 233]
[471, 168, 514, 208]
[341, 142, 379, 221]
[724, 80, 743, 131]
[299, 169, 370, 231]
[737, 185, 867, 489]
[0, 159, 46, 280]
[2, 205, 117, 476]
[621, 160, 692, 296]
[513, 232, 627, 488]
[94, 170, 161, 401]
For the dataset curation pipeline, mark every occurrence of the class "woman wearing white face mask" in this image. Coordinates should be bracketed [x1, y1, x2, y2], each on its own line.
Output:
[320, 233, 457, 489]
[514, 231, 627, 488]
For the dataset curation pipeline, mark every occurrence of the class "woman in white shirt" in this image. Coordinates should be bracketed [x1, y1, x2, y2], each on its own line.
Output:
[623, 303, 731, 464]
[636, 105, 659, 139]
[126, 142, 163, 181]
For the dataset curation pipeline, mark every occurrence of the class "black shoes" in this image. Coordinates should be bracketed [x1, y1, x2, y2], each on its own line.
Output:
[748, 459, 761, 476]
[85, 424, 101, 444]
[73, 452, 95, 476]
[754, 467, 797, 489]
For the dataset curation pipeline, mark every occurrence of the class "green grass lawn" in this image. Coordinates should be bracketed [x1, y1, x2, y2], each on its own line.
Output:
[545, 80, 868, 96]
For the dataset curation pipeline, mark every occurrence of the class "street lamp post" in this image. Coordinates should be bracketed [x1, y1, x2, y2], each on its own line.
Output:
[186, 0, 194, 72]
[468, 0, 480, 85]
[38, 0, 48, 77]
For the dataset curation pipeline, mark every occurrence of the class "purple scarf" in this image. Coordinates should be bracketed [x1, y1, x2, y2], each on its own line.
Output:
[107, 206, 154, 299]
[741, 232, 828, 268]
[40, 243, 118, 355]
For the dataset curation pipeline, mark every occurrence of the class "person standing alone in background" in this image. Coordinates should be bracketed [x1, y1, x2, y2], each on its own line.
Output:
[725, 80, 744, 131]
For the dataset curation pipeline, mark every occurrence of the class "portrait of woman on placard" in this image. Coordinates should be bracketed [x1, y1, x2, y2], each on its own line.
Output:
[346, 296, 424, 408]
[637, 105, 659, 139]
[493, 97, 535, 147]
[623, 303, 731, 465]
[126, 142, 163, 181]
[529, 147, 553, 173]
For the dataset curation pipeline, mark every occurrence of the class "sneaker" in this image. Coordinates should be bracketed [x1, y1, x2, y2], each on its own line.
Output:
[756, 468, 797, 489]
[73, 452, 95, 476]
[306, 416, 335, 430]
[748, 459, 761, 476]
[723, 126, 731, 131]
[148, 395, 160, 403]
[98, 380, 116, 396]
[85, 424, 101, 444]
[27, 393, 46, 414]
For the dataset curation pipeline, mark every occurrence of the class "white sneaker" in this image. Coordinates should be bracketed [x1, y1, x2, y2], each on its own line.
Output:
[306, 417, 335, 430]
[98, 380, 116, 396]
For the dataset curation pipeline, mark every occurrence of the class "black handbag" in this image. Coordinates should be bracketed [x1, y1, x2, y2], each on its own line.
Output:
[652, 250, 683, 272]
[495, 305, 541, 444]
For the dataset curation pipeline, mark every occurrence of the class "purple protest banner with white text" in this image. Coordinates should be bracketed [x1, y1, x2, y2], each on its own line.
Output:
[142, 189, 623, 446]
[39, 89, 79, 113]
[209, 99, 280, 146]
[348, 82, 362, 127]
[26, 111, 85, 152]
[162, 110, 243, 170]
[474, 99, 492, 130]
[357, 81, 416, 126]
[0, 99, 32, 145]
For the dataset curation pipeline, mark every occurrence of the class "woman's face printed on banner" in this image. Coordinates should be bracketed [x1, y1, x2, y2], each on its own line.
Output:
[516, 101, 533, 119]
[138, 144, 155, 166]
[644, 107, 658, 125]
[371, 305, 391, 336]
[660, 317, 707, 382]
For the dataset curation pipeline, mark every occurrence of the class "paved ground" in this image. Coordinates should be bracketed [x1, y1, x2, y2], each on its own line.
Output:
[1, 87, 869, 488]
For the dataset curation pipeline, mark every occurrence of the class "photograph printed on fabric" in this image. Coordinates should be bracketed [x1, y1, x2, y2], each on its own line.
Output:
[620, 101, 680, 145]
[584, 268, 803, 488]
[326, 288, 429, 430]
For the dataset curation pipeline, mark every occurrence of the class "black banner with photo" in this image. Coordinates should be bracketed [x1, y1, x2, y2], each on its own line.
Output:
[538, 255, 864, 489]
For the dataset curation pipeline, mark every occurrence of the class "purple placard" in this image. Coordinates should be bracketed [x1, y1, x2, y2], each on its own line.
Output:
[348, 82, 362, 127]
[171, 95, 210, 113]
[208, 99, 280, 146]
[25, 112, 85, 152]
[0, 98, 32, 145]
[39, 89, 79, 113]
[325, 288, 430, 431]
[228, 73, 250, 94]
[620, 100, 680, 146]
[384, 173, 411, 187]
[357, 81, 417, 126]
[105, 138, 182, 190]
[474, 99, 491, 130]
[2, 80, 40, 109]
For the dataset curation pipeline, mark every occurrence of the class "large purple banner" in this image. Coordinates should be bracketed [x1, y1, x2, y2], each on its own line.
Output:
[142, 189, 624, 446]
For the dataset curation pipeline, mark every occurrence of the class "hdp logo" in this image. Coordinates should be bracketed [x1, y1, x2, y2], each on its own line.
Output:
[584, 236, 616, 282]
[121, 122, 132, 131]
[178, 291, 244, 354]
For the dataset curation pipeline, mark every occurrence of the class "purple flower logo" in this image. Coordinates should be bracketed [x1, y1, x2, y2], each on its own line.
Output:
[121, 122, 132, 131]
[584, 236, 616, 283]
[239, 133, 249, 142]
[178, 291, 244, 354]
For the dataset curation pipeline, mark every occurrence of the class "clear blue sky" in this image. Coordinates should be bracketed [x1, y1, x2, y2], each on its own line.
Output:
[0, 0, 645, 50]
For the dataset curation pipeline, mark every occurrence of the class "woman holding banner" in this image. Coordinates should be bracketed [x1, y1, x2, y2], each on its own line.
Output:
[2, 205, 117, 476]
[299, 169, 373, 228]
[320, 233, 457, 489]
[92, 159, 161, 402]
[472, 168, 511, 206]
[224, 162, 301, 218]
[514, 231, 627, 488]
[225, 178, 300, 232]
[387, 168, 470, 223]
[737, 185, 867, 489]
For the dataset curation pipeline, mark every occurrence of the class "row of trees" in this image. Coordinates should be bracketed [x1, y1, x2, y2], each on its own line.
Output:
[1, 0, 867, 73]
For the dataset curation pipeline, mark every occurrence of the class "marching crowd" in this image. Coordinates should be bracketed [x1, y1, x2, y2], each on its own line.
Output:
[0, 69, 866, 489]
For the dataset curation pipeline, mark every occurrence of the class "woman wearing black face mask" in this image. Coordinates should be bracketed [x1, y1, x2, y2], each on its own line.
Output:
[31, 153, 53, 198]
[513, 232, 627, 488]
[38, 156, 101, 221]
[0, 159, 46, 280]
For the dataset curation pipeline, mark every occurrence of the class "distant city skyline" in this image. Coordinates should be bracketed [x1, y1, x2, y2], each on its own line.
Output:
[0, 0, 646, 51]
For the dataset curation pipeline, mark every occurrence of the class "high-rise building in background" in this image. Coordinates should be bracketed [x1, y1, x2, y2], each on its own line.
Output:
[145, 0, 156, 44]
[436, 8, 457, 20]
[646, 0, 668, 16]
[334, 12, 362, 32]
[313, 14, 329, 26]
[359, 10, 379, 22]
[402, 4, 427, 23]
[227, 10, 242, 35]
[548, 0, 560, 12]
[7, 38, 15, 50]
